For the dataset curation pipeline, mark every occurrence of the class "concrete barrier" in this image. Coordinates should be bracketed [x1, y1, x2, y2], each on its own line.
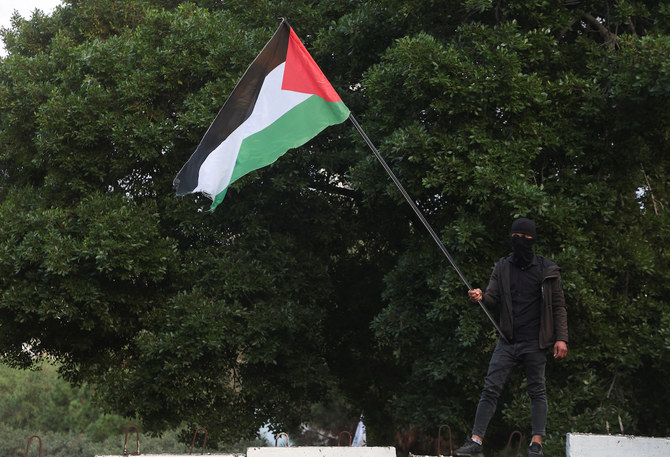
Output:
[97, 448, 396, 457]
[566, 433, 670, 456]
[247, 447, 397, 457]
[97, 455, 244, 457]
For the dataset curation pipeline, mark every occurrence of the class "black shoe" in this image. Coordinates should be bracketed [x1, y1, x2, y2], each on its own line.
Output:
[454, 439, 484, 457]
[528, 442, 544, 457]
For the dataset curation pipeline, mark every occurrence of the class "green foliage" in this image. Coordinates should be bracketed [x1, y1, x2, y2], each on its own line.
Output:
[0, 363, 128, 440]
[0, 427, 201, 457]
[0, 363, 266, 456]
[358, 0, 670, 454]
[0, 0, 392, 445]
[1, 0, 670, 455]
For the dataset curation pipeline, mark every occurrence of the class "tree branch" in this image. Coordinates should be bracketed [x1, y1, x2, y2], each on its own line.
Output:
[641, 163, 662, 215]
[308, 180, 361, 200]
[581, 11, 618, 47]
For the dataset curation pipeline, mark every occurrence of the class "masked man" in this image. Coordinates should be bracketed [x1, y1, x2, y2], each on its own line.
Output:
[454, 218, 568, 457]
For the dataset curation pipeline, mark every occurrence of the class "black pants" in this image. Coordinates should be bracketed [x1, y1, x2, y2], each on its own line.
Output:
[472, 338, 547, 438]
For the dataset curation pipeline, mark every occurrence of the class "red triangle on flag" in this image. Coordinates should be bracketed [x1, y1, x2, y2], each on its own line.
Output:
[282, 28, 342, 103]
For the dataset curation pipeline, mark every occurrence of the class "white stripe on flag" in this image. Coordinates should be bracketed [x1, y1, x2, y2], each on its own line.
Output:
[195, 63, 311, 198]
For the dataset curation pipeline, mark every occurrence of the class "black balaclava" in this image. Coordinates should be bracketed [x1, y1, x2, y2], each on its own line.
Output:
[510, 217, 536, 267]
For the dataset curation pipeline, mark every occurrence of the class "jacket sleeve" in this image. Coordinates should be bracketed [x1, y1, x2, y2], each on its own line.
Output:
[551, 273, 569, 343]
[483, 259, 503, 309]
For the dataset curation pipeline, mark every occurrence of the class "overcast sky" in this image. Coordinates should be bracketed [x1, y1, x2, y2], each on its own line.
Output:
[1, 0, 63, 55]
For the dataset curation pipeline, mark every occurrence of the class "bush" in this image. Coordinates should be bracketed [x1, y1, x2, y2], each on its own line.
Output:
[0, 363, 268, 456]
[0, 428, 189, 457]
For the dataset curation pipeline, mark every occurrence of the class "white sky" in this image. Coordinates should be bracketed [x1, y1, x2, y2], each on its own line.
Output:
[1, 0, 63, 55]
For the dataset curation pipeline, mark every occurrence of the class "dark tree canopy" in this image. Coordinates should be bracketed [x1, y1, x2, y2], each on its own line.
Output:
[1, 0, 669, 454]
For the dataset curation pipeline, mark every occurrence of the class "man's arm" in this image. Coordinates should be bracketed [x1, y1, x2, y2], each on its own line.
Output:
[551, 271, 568, 358]
[468, 260, 501, 307]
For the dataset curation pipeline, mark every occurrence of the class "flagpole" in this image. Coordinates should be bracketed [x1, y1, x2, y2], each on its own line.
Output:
[348, 113, 508, 343]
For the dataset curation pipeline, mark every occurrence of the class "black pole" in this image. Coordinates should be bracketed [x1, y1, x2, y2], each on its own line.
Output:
[348, 113, 508, 342]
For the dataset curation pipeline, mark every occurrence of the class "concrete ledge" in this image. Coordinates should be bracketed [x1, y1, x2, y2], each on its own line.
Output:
[247, 447, 396, 457]
[96, 449, 394, 457]
[566, 433, 670, 456]
[96, 455, 244, 457]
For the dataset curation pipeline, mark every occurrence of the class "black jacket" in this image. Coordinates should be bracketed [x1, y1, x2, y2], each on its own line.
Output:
[483, 255, 569, 349]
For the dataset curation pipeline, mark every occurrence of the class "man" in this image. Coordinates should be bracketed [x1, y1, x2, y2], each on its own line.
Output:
[454, 218, 568, 457]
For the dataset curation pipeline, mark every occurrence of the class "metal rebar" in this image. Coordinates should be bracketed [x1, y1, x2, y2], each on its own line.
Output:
[23, 435, 42, 457]
[123, 425, 140, 456]
[189, 427, 208, 455]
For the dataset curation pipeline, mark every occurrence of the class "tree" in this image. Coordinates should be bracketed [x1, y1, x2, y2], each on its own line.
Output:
[1, 0, 669, 454]
[356, 0, 670, 453]
[0, 0, 400, 445]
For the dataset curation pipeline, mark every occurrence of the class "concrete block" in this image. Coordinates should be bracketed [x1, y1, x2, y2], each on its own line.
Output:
[566, 433, 670, 456]
[97, 448, 395, 457]
[247, 447, 396, 457]
[96, 455, 244, 457]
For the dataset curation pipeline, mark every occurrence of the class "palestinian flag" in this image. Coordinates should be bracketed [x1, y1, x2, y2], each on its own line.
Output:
[173, 20, 350, 211]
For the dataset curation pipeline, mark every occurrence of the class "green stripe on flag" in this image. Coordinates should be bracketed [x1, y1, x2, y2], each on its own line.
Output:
[210, 95, 349, 211]
[231, 96, 349, 184]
